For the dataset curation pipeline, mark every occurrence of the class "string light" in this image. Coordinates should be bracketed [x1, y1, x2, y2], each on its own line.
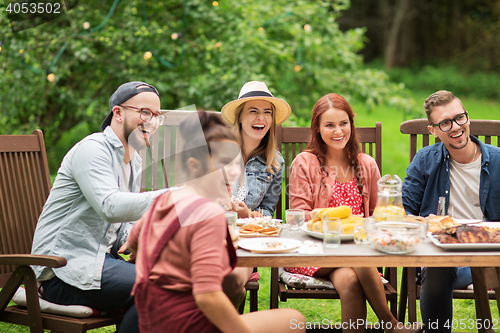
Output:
[171, 32, 178, 40]
[212, 1, 219, 6]
[83, 22, 90, 30]
[47, 73, 55, 82]
[303, 24, 311, 32]
[143, 50, 153, 60]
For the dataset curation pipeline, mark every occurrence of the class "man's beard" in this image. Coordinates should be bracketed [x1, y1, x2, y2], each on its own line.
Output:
[125, 124, 149, 151]
[448, 132, 469, 150]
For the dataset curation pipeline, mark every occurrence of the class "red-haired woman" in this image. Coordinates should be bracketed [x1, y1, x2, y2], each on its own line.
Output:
[286, 93, 423, 333]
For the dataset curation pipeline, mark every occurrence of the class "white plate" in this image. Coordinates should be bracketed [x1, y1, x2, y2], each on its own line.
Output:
[475, 222, 500, 229]
[428, 234, 500, 251]
[237, 218, 282, 226]
[238, 237, 302, 253]
[454, 218, 483, 224]
[300, 224, 354, 241]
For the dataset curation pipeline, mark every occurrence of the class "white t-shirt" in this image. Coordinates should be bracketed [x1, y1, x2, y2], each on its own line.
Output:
[448, 156, 483, 220]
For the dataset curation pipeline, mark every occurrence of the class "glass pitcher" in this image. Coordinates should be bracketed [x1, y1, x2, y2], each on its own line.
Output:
[373, 174, 406, 221]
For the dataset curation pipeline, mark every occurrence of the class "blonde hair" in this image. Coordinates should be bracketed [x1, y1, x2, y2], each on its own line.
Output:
[231, 101, 279, 174]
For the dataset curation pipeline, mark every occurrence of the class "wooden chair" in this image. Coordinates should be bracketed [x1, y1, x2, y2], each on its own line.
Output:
[398, 118, 500, 322]
[0, 130, 123, 333]
[270, 123, 399, 319]
[139, 110, 259, 313]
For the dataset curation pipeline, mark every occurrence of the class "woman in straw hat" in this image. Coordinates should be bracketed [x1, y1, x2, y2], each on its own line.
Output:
[221, 81, 290, 218]
[220, 81, 290, 308]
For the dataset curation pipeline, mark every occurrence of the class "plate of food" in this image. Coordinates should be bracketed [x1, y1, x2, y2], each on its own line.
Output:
[300, 224, 354, 241]
[238, 237, 302, 253]
[237, 217, 282, 226]
[238, 224, 282, 238]
[429, 223, 500, 250]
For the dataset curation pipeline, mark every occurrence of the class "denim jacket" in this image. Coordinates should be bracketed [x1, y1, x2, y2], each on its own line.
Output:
[402, 136, 500, 221]
[31, 126, 168, 290]
[243, 151, 284, 217]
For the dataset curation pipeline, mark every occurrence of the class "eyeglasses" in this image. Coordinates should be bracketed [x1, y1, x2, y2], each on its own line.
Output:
[431, 111, 468, 132]
[119, 105, 165, 125]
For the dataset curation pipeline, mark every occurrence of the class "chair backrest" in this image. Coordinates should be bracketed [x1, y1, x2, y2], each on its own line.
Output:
[400, 118, 500, 163]
[0, 130, 52, 277]
[275, 122, 382, 219]
[140, 110, 220, 191]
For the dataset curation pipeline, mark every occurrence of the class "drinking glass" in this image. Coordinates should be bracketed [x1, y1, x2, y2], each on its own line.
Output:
[285, 209, 305, 231]
[322, 216, 342, 248]
[354, 217, 371, 245]
[224, 211, 238, 228]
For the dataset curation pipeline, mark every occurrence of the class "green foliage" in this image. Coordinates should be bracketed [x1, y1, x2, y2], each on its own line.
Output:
[383, 64, 500, 100]
[1, 0, 416, 170]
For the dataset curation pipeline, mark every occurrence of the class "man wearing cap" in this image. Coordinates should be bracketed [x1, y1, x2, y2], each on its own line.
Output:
[31, 81, 168, 333]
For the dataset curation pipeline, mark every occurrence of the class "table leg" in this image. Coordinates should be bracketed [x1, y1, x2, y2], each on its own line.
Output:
[471, 267, 495, 333]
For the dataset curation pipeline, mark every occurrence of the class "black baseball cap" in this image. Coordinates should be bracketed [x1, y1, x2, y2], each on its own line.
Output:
[101, 81, 160, 131]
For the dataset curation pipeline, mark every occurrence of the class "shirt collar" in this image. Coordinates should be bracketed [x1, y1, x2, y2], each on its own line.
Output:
[103, 126, 124, 149]
[103, 126, 143, 167]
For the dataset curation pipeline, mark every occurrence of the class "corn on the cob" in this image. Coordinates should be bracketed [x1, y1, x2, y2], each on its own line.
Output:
[312, 221, 322, 233]
[311, 208, 329, 221]
[322, 206, 352, 220]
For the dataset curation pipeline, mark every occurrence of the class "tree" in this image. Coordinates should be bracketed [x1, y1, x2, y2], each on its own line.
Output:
[0, 0, 417, 170]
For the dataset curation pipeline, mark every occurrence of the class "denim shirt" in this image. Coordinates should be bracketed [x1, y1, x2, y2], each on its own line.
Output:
[244, 151, 284, 217]
[31, 126, 168, 290]
[402, 136, 500, 221]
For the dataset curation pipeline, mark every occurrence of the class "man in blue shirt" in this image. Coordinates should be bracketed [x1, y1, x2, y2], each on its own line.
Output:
[31, 81, 168, 333]
[402, 90, 500, 332]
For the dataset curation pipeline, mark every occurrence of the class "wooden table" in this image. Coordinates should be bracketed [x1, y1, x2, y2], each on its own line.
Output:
[237, 228, 500, 333]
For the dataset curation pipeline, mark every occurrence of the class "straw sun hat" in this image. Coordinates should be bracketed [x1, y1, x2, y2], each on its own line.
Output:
[221, 81, 291, 126]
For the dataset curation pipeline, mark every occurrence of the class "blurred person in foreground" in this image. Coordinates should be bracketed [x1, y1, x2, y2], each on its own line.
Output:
[121, 111, 305, 333]
[402, 90, 500, 332]
[31, 81, 169, 333]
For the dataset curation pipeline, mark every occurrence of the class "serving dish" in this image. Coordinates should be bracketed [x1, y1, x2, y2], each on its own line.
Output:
[428, 235, 500, 250]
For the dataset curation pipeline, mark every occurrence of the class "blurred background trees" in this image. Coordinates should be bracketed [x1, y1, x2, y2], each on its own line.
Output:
[0, 0, 499, 171]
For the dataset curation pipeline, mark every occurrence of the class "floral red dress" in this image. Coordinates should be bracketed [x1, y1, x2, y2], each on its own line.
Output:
[284, 178, 364, 276]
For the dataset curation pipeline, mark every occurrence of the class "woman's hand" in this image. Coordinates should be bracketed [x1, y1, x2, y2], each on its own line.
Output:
[227, 198, 251, 218]
[249, 210, 263, 218]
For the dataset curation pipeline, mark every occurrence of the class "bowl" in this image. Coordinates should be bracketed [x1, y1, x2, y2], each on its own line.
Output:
[366, 221, 424, 254]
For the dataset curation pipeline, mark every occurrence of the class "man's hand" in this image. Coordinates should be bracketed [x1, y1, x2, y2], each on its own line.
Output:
[118, 241, 136, 263]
